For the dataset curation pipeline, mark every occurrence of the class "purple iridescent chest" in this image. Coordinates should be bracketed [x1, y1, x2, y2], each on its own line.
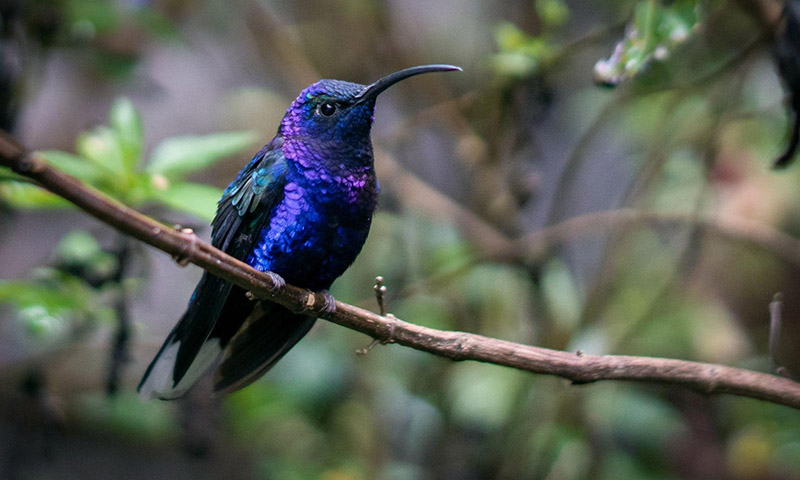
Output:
[246, 151, 378, 291]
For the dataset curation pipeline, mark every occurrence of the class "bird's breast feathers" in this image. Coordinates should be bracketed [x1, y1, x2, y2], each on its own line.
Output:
[245, 166, 377, 289]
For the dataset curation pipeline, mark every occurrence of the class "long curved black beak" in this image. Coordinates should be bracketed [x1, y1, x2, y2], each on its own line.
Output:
[354, 64, 462, 103]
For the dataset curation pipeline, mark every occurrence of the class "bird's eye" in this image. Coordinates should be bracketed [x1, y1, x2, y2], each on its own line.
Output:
[318, 102, 337, 116]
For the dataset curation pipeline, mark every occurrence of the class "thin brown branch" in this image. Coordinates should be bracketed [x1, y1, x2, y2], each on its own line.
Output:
[496, 208, 800, 270]
[374, 145, 511, 253]
[106, 236, 133, 396]
[731, 0, 783, 33]
[243, 0, 320, 87]
[388, 206, 800, 317]
[2, 131, 800, 409]
[769, 292, 787, 376]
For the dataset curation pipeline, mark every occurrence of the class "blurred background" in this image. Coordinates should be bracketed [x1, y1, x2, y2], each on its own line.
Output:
[1, 0, 800, 478]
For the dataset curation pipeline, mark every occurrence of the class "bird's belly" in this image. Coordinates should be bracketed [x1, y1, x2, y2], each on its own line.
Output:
[245, 197, 372, 291]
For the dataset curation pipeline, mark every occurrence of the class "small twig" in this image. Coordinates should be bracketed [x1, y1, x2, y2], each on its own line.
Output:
[769, 293, 788, 376]
[494, 209, 800, 270]
[106, 236, 133, 396]
[355, 339, 380, 356]
[374, 146, 511, 253]
[357, 276, 395, 355]
[374, 276, 387, 316]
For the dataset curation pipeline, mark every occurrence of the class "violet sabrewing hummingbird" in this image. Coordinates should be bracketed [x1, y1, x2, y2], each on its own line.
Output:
[139, 64, 461, 399]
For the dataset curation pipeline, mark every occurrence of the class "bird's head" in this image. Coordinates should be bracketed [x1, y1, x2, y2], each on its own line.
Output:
[279, 65, 461, 161]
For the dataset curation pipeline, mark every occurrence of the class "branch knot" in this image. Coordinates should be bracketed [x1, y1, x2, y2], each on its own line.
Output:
[172, 226, 198, 266]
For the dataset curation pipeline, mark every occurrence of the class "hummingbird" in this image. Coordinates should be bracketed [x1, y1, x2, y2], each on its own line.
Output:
[138, 64, 461, 399]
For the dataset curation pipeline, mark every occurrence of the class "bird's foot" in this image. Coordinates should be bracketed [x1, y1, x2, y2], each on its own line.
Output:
[319, 290, 336, 315]
[248, 272, 285, 301]
[264, 271, 286, 293]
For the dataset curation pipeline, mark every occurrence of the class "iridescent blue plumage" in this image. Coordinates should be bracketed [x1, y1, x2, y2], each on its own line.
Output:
[138, 65, 461, 399]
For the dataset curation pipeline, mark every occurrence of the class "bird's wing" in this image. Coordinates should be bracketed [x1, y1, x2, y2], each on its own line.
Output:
[138, 139, 289, 400]
[210, 139, 289, 253]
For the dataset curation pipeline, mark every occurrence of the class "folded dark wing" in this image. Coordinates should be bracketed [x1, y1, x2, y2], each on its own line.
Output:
[138, 139, 288, 399]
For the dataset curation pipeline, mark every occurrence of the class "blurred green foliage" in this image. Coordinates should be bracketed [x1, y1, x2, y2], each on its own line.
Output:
[0, 98, 255, 391]
[492, 0, 570, 78]
[0, 231, 117, 345]
[493, 21, 558, 78]
[0, 98, 256, 222]
[594, 0, 702, 87]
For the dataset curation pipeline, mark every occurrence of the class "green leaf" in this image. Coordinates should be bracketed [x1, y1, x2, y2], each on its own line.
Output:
[149, 181, 222, 222]
[0, 182, 72, 209]
[110, 97, 144, 170]
[593, 0, 702, 87]
[38, 150, 103, 182]
[147, 131, 257, 178]
[75, 393, 179, 442]
[586, 385, 682, 451]
[541, 258, 582, 331]
[18, 305, 70, 339]
[67, 0, 120, 35]
[55, 230, 104, 265]
[535, 0, 569, 27]
[76, 126, 126, 176]
[0, 281, 81, 310]
[493, 22, 556, 78]
[0, 167, 27, 182]
[448, 363, 523, 428]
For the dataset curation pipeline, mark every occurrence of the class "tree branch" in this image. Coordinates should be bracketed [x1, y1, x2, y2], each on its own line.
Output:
[498, 208, 800, 269]
[2, 130, 800, 409]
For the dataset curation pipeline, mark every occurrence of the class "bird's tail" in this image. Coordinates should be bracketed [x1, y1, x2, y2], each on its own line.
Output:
[138, 273, 235, 400]
[137, 329, 224, 400]
[138, 274, 316, 400]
